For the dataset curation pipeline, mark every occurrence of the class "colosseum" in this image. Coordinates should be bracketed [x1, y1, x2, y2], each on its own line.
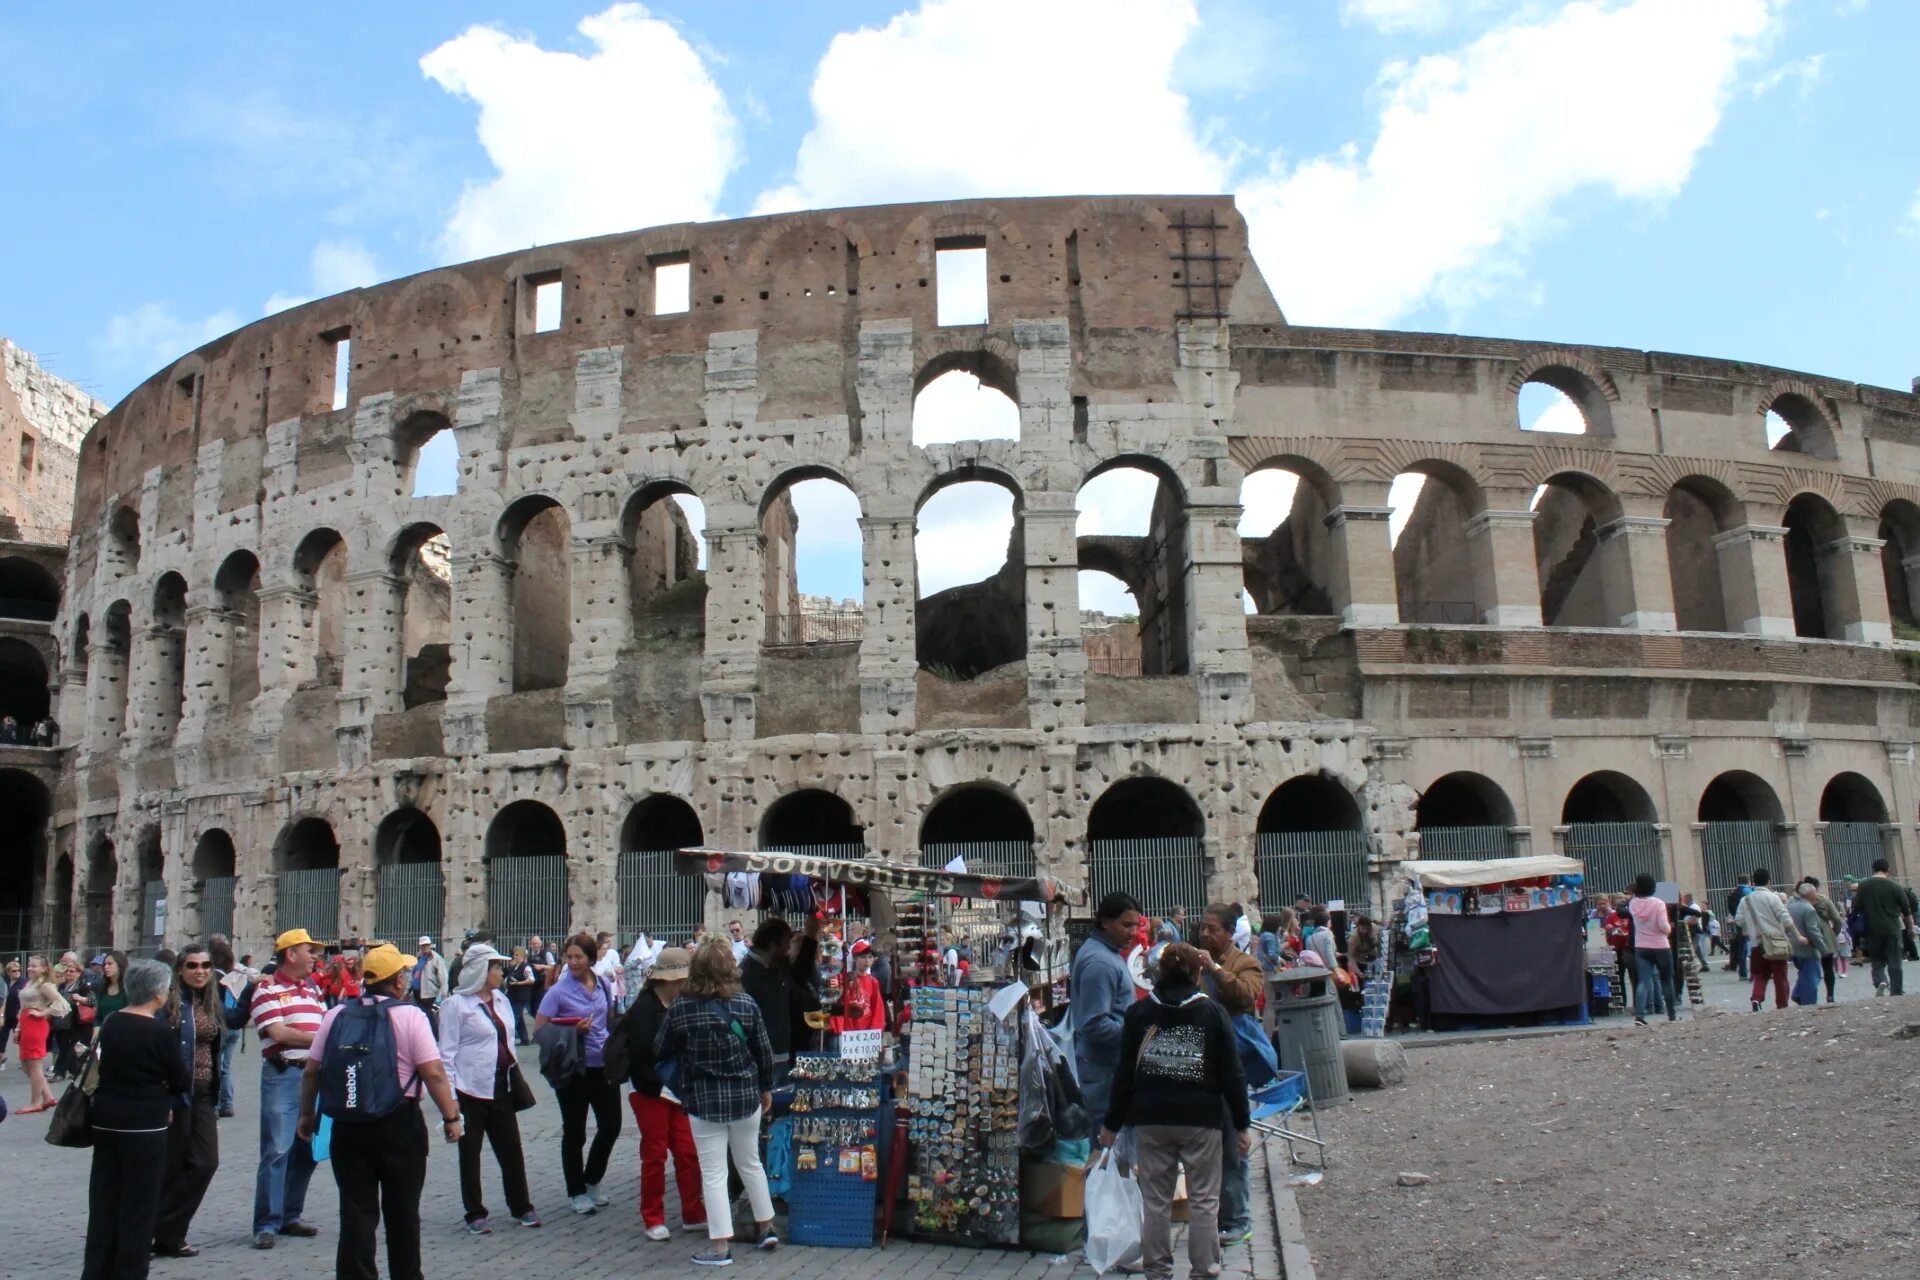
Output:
[14, 193, 1920, 957]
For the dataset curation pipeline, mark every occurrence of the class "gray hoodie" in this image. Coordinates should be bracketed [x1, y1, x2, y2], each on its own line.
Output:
[1788, 897, 1831, 959]
[1068, 932, 1134, 1124]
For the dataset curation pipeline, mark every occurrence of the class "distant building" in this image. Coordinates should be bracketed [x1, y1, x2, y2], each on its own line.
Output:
[1, 338, 100, 544]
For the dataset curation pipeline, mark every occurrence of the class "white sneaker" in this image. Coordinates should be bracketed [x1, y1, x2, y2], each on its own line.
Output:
[585, 1183, 610, 1207]
[1877, 983, 1890, 996]
[645, 1224, 671, 1242]
[570, 1194, 598, 1216]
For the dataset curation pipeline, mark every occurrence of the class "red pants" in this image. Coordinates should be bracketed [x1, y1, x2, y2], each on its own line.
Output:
[1750, 954, 1789, 1009]
[628, 1091, 705, 1230]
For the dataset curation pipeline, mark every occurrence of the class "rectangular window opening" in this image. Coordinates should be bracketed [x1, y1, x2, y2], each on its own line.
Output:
[935, 239, 988, 326]
[323, 327, 352, 411]
[530, 273, 563, 333]
[19, 432, 35, 474]
[651, 254, 691, 315]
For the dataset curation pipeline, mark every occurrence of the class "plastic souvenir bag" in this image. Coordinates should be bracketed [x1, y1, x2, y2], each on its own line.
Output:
[1083, 1151, 1144, 1276]
[310, 1114, 333, 1163]
[1019, 1007, 1089, 1154]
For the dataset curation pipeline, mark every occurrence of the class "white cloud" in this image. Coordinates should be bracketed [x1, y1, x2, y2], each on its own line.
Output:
[1237, 469, 1302, 537]
[755, 0, 1227, 214]
[95, 303, 241, 382]
[422, 4, 738, 262]
[263, 239, 383, 315]
[1341, 0, 1500, 33]
[1751, 52, 1826, 99]
[1908, 188, 1920, 231]
[916, 482, 1016, 596]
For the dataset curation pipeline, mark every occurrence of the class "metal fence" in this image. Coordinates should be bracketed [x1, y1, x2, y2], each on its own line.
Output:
[1822, 822, 1883, 884]
[486, 855, 570, 950]
[1088, 838, 1207, 925]
[1565, 822, 1663, 897]
[1255, 830, 1372, 914]
[919, 841, 1038, 880]
[766, 609, 864, 645]
[198, 876, 236, 941]
[277, 868, 342, 938]
[1416, 826, 1513, 858]
[375, 862, 446, 949]
[1702, 821, 1782, 901]
[618, 849, 704, 946]
[0, 908, 27, 955]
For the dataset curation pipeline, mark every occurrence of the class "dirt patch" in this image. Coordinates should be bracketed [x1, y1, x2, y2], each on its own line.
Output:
[1295, 998, 1920, 1280]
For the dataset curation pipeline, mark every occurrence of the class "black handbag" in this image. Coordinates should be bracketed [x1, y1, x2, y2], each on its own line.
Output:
[507, 1063, 538, 1112]
[45, 1045, 101, 1148]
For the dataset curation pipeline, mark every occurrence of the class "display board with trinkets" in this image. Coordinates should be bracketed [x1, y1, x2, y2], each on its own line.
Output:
[784, 1052, 889, 1247]
[903, 985, 1021, 1245]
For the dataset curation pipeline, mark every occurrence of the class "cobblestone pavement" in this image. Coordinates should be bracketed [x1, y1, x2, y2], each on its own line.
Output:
[0, 1041, 1282, 1280]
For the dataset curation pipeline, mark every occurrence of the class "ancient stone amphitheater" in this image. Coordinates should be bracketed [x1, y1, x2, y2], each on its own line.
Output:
[21, 194, 1920, 955]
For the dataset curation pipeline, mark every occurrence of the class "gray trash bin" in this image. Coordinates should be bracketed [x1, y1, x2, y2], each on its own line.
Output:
[1268, 969, 1350, 1108]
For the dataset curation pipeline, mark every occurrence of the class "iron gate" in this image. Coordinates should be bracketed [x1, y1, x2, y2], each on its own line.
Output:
[1416, 826, 1513, 858]
[1255, 831, 1372, 913]
[919, 841, 1038, 880]
[375, 862, 446, 949]
[617, 849, 704, 946]
[0, 908, 27, 954]
[1088, 838, 1206, 925]
[486, 855, 570, 949]
[1822, 821, 1883, 883]
[138, 879, 168, 955]
[1564, 822, 1663, 897]
[198, 876, 236, 942]
[1702, 821, 1782, 901]
[276, 868, 341, 938]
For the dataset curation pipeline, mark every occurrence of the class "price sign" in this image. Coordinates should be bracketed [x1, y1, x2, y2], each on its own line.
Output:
[839, 1029, 883, 1060]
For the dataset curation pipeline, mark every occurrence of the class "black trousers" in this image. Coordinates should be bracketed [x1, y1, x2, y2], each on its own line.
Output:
[330, 1105, 428, 1280]
[83, 1127, 169, 1280]
[555, 1065, 621, 1196]
[458, 1076, 534, 1222]
[153, 1083, 219, 1248]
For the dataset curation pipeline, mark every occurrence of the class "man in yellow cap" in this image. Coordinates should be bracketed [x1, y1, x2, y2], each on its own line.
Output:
[249, 927, 327, 1249]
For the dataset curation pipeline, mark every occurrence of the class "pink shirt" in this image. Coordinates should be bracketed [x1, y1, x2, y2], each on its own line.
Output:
[309, 998, 441, 1091]
[1628, 896, 1672, 950]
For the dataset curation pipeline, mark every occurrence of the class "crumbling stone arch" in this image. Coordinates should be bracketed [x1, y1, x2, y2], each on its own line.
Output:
[1257, 774, 1365, 832]
[105, 505, 140, 577]
[759, 788, 865, 852]
[921, 781, 1036, 844]
[0, 636, 50, 728]
[1507, 354, 1619, 437]
[147, 571, 187, 740]
[912, 345, 1021, 447]
[915, 469, 1026, 678]
[1782, 492, 1851, 640]
[1663, 475, 1745, 633]
[388, 522, 451, 707]
[292, 528, 350, 690]
[1876, 498, 1920, 632]
[97, 599, 133, 745]
[1389, 458, 1492, 625]
[0, 555, 60, 622]
[1076, 455, 1189, 676]
[213, 550, 263, 708]
[395, 408, 458, 498]
[497, 494, 572, 693]
[1762, 381, 1840, 460]
[1562, 771, 1658, 824]
[760, 465, 863, 647]
[1533, 470, 1628, 628]
[621, 480, 705, 637]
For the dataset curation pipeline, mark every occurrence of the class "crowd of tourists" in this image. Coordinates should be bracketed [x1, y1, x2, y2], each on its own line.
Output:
[0, 712, 57, 746]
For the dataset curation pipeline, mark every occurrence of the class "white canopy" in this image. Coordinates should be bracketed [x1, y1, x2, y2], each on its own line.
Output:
[1409, 855, 1584, 888]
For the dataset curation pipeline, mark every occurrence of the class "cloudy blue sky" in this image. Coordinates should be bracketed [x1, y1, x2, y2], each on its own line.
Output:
[3, 0, 1916, 610]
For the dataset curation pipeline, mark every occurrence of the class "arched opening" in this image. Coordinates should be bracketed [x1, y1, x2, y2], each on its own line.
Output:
[1254, 775, 1369, 910]
[214, 550, 262, 707]
[618, 794, 705, 945]
[0, 769, 51, 951]
[1076, 462, 1189, 676]
[622, 483, 706, 640]
[397, 411, 459, 498]
[148, 572, 187, 740]
[84, 833, 114, 949]
[1783, 494, 1847, 640]
[190, 829, 236, 941]
[761, 471, 863, 646]
[499, 496, 571, 692]
[71, 612, 90, 682]
[1877, 500, 1920, 637]
[1765, 393, 1836, 459]
[1238, 464, 1335, 618]
[391, 524, 452, 708]
[135, 824, 166, 954]
[920, 784, 1036, 878]
[1819, 771, 1887, 883]
[292, 528, 350, 690]
[0, 555, 60, 621]
[53, 852, 73, 950]
[1561, 771, 1662, 896]
[1532, 472, 1625, 628]
[0, 635, 51, 728]
[911, 365, 1019, 447]
[1698, 770, 1784, 900]
[107, 506, 141, 575]
[99, 601, 132, 743]
[273, 816, 340, 938]
[1663, 478, 1739, 633]
[1516, 377, 1596, 436]
[916, 475, 1025, 678]
[1086, 777, 1205, 924]
[1415, 772, 1515, 858]
[758, 789, 865, 856]
[484, 800, 570, 947]
[374, 808, 445, 947]
[1390, 463, 1485, 625]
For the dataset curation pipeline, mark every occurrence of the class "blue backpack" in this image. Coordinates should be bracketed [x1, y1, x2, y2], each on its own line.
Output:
[316, 997, 417, 1123]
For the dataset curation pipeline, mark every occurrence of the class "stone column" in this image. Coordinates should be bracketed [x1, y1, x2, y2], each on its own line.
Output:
[1883, 741, 1917, 883]
[134, 622, 186, 746]
[1595, 513, 1677, 631]
[1022, 494, 1084, 733]
[443, 551, 514, 756]
[1465, 504, 1543, 627]
[701, 521, 764, 741]
[85, 640, 130, 755]
[254, 582, 317, 712]
[1323, 496, 1399, 628]
[858, 510, 918, 733]
[1820, 523, 1893, 644]
[565, 524, 626, 749]
[1184, 502, 1253, 723]
[1713, 524, 1794, 637]
[121, 620, 165, 748]
[177, 601, 236, 745]
[339, 568, 407, 722]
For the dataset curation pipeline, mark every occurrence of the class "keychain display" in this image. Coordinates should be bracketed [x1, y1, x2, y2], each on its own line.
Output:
[785, 1052, 888, 1245]
[791, 1086, 881, 1112]
[790, 1054, 882, 1082]
[904, 986, 1021, 1245]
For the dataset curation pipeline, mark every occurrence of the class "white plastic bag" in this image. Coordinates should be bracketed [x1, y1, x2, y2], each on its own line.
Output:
[1083, 1151, 1144, 1276]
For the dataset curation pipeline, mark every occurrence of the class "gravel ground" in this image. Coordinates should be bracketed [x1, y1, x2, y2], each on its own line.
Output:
[1294, 994, 1920, 1280]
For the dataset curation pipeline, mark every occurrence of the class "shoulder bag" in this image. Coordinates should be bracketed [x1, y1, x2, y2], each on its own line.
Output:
[45, 1043, 102, 1149]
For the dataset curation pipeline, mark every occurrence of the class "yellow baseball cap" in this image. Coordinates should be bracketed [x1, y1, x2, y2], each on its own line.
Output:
[274, 928, 320, 952]
[359, 943, 410, 985]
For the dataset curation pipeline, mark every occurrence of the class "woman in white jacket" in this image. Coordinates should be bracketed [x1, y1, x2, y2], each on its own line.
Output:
[438, 942, 542, 1233]
[1734, 868, 1807, 1013]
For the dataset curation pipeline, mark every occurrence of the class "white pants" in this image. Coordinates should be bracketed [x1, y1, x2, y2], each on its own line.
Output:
[688, 1108, 773, 1241]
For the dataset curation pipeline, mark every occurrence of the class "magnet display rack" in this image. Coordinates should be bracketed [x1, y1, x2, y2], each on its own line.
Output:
[903, 986, 1021, 1245]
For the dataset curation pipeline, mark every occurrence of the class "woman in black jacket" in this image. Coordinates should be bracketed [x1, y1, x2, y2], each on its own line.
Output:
[620, 947, 706, 1240]
[1098, 942, 1251, 1280]
[152, 944, 247, 1258]
[83, 958, 190, 1280]
[737, 917, 821, 1080]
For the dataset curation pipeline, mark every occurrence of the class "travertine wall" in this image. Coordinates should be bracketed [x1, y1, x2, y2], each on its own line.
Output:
[29, 195, 1920, 954]
[1, 338, 99, 543]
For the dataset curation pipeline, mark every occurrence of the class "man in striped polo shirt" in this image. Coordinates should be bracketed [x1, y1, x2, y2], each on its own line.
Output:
[251, 928, 327, 1250]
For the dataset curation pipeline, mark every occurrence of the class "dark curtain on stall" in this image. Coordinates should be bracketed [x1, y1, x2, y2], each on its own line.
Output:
[1426, 904, 1586, 1018]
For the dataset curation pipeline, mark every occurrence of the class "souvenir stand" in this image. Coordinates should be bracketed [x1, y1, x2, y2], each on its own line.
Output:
[673, 847, 1085, 1250]
[1395, 855, 1589, 1031]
